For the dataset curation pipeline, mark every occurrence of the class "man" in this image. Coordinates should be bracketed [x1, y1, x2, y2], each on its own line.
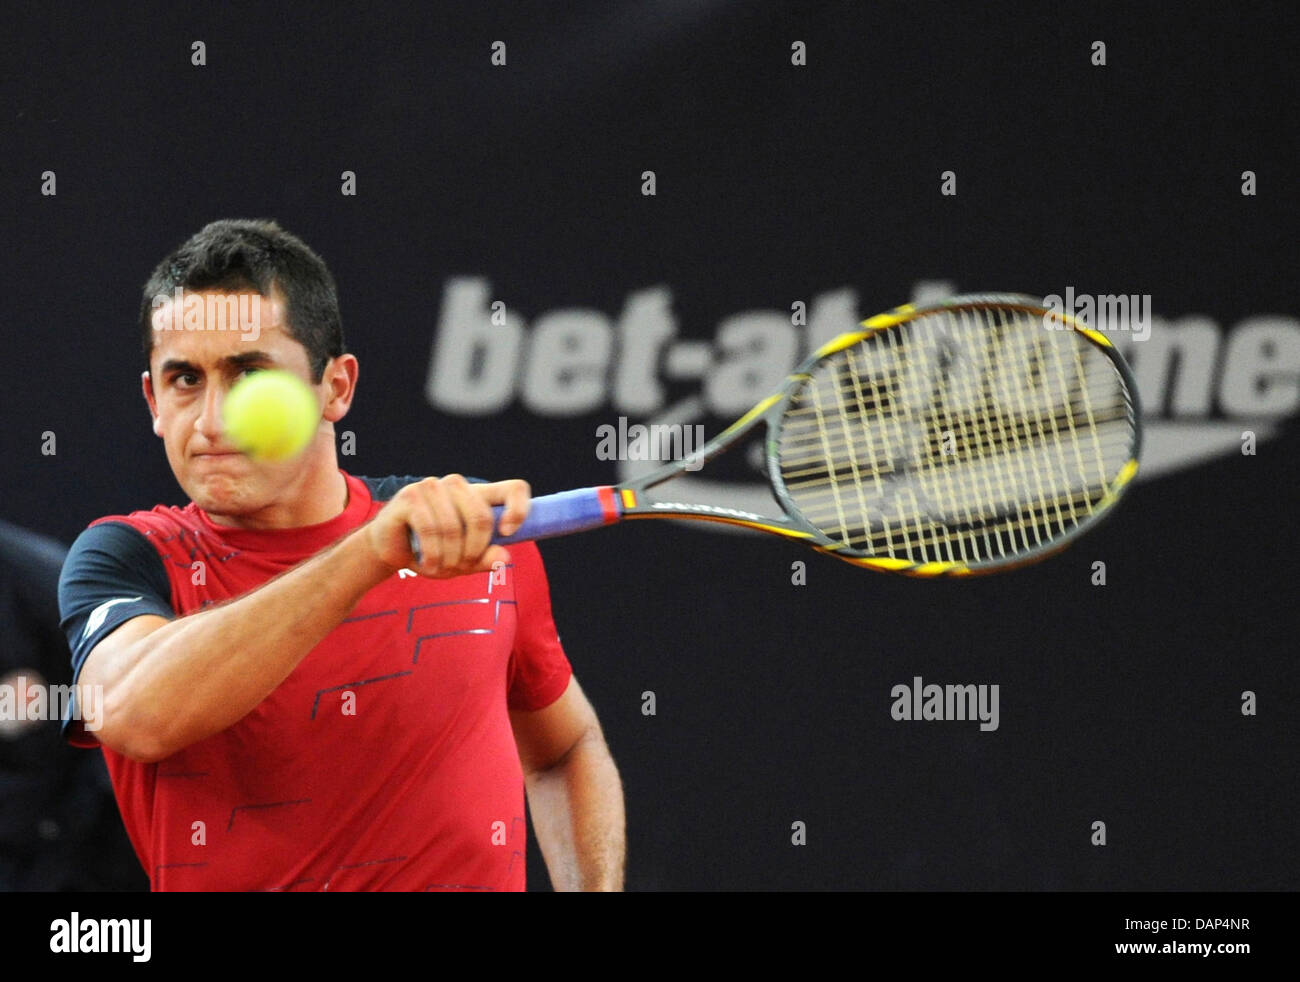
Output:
[57, 219, 625, 891]
[0, 519, 145, 891]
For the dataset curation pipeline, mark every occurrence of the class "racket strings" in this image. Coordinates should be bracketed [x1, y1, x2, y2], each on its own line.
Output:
[776, 306, 1137, 565]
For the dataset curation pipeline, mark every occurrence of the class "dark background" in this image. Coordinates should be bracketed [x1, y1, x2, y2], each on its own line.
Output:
[2, 1, 1296, 890]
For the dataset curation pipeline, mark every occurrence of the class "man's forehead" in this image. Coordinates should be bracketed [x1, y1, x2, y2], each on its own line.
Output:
[150, 289, 303, 367]
[151, 318, 291, 357]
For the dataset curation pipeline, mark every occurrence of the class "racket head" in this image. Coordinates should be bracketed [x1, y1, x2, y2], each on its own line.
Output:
[765, 293, 1142, 575]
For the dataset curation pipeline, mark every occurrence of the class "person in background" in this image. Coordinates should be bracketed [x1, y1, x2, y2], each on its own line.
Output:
[0, 518, 146, 891]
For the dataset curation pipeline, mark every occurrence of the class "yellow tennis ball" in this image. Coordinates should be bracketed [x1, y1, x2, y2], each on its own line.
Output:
[222, 370, 319, 461]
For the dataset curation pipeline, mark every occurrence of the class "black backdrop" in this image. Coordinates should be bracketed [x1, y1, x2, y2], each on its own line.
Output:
[2, 1, 1297, 891]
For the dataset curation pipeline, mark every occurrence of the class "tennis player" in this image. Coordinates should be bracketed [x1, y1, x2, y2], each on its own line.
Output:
[57, 219, 625, 891]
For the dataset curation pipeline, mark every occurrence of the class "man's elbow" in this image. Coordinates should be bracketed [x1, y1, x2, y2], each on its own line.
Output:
[116, 733, 174, 764]
[543, 726, 617, 777]
[92, 691, 177, 763]
[91, 726, 172, 763]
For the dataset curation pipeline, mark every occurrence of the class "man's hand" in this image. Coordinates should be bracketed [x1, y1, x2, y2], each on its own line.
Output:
[365, 475, 532, 578]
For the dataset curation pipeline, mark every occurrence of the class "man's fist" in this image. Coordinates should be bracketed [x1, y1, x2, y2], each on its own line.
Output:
[365, 475, 531, 578]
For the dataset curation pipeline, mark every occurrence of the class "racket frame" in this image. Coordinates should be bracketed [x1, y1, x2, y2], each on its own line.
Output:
[613, 292, 1142, 576]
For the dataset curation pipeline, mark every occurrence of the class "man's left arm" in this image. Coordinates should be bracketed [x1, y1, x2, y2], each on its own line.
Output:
[511, 675, 625, 891]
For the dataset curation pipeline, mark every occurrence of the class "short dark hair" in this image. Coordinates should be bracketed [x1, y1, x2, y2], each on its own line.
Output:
[140, 219, 345, 380]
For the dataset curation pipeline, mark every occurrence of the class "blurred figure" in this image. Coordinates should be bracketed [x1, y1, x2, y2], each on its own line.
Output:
[0, 519, 145, 891]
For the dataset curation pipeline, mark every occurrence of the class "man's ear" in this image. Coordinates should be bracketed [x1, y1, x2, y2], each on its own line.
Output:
[321, 354, 359, 423]
[142, 371, 163, 436]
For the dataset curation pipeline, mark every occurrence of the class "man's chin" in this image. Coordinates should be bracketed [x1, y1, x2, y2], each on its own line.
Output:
[181, 472, 267, 519]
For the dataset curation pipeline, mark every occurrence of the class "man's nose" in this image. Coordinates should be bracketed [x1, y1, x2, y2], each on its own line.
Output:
[194, 382, 228, 442]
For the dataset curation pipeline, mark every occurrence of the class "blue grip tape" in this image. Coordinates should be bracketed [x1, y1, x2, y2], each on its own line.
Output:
[490, 487, 613, 544]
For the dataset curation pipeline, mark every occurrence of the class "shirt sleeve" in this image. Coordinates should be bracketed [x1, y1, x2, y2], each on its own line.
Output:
[505, 541, 573, 712]
[57, 521, 175, 745]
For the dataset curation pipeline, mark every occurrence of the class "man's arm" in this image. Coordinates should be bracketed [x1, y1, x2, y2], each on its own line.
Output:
[511, 675, 625, 891]
[78, 476, 529, 762]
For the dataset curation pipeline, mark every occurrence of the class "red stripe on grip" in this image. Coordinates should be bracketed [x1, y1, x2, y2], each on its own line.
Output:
[597, 486, 619, 523]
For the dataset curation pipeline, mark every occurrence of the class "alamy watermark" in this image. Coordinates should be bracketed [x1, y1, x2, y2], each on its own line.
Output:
[50, 912, 151, 962]
[596, 417, 707, 470]
[0, 674, 102, 734]
[151, 287, 263, 341]
[1043, 287, 1152, 342]
[891, 676, 999, 731]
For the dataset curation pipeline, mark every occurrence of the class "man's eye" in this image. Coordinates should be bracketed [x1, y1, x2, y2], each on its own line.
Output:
[175, 373, 199, 388]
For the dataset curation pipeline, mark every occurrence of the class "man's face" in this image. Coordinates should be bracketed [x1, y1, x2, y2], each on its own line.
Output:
[143, 288, 327, 520]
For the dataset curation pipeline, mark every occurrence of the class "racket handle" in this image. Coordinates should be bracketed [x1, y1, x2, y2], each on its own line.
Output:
[406, 486, 621, 560]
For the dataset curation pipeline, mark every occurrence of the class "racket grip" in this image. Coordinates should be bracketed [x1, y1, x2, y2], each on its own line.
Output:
[406, 486, 621, 560]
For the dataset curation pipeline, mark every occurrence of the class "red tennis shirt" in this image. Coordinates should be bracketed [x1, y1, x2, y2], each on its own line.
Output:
[57, 472, 573, 891]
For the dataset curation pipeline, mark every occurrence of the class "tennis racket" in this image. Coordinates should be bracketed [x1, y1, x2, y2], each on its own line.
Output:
[412, 293, 1142, 575]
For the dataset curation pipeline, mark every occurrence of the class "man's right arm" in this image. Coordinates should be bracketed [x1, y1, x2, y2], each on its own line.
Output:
[79, 527, 394, 762]
[74, 475, 530, 763]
